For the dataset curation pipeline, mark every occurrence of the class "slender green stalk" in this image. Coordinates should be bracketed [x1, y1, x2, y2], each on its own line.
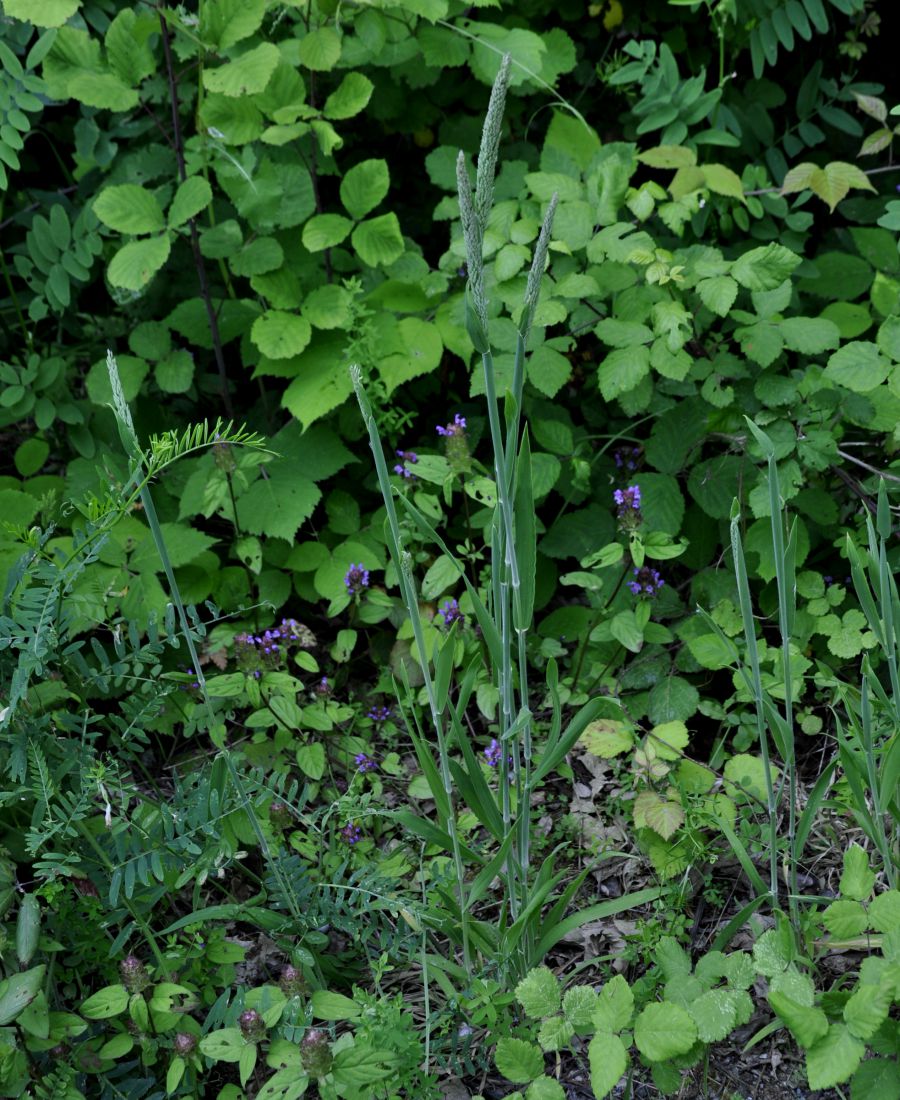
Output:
[351, 368, 473, 974]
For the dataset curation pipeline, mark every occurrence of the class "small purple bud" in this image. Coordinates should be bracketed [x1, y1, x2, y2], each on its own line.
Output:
[239, 1009, 266, 1041]
[300, 1029, 333, 1076]
[279, 964, 307, 997]
[120, 955, 149, 993]
[173, 1032, 197, 1056]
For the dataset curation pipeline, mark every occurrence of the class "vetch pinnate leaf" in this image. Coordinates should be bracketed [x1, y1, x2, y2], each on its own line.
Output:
[203, 43, 280, 97]
[824, 342, 888, 392]
[840, 844, 875, 901]
[352, 214, 404, 268]
[806, 1024, 865, 1090]
[324, 72, 374, 120]
[341, 159, 390, 220]
[515, 967, 561, 1019]
[95, 184, 165, 235]
[108, 235, 171, 291]
[302, 214, 352, 252]
[252, 311, 312, 359]
[731, 243, 801, 291]
[633, 1001, 697, 1061]
[168, 177, 213, 229]
[494, 1037, 544, 1084]
[588, 1032, 627, 1098]
[768, 991, 828, 1049]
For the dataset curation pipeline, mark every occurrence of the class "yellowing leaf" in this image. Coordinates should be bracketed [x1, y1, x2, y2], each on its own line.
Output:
[701, 163, 745, 202]
[781, 161, 876, 212]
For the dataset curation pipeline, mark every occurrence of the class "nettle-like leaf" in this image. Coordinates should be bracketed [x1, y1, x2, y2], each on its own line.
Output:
[782, 161, 876, 212]
[588, 1032, 628, 1098]
[494, 1037, 544, 1084]
[839, 844, 875, 902]
[633, 1001, 697, 1061]
[4, 0, 81, 28]
[633, 791, 684, 840]
[731, 243, 802, 292]
[806, 1024, 865, 1091]
[515, 967, 561, 1019]
[592, 975, 634, 1033]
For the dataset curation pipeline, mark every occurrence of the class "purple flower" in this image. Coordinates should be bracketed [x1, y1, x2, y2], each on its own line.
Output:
[613, 485, 642, 516]
[341, 822, 363, 845]
[344, 563, 370, 595]
[355, 753, 377, 773]
[316, 676, 330, 695]
[438, 598, 464, 628]
[627, 566, 664, 598]
[484, 739, 502, 767]
[367, 705, 392, 723]
[393, 463, 415, 480]
[436, 414, 467, 437]
[613, 446, 642, 472]
[239, 1009, 266, 1041]
[173, 1033, 197, 1056]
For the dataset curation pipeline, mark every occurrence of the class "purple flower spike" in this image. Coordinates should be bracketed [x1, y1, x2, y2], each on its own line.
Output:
[438, 598, 464, 627]
[344, 563, 370, 595]
[628, 566, 664, 598]
[367, 705, 392, 723]
[484, 739, 502, 767]
[341, 822, 363, 845]
[355, 752, 377, 773]
[436, 414, 467, 437]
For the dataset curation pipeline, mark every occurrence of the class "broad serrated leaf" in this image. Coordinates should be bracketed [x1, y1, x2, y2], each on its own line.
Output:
[252, 311, 312, 359]
[588, 1032, 627, 1098]
[494, 1037, 544, 1084]
[768, 991, 828, 1048]
[696, 275, 738, 316]
[95, 185, 165, 234]
[843, 982, 892, 1040]
[688, 988, 737, 1042]
[731, 243, 801, 291]
[302, 214, 352, 252]
[108, 235, 171, 290]
[840, 844, 876, 901]
[168, 177, 213, 229]
[352, 214, 404, 267]
[203, 43, 280, 97]
[824, 341, 888, 392]
[341, 159, 390, 220]
[324, 72, 374, 120]
[4, 0, 80, 27]
[806, 1024, 865, 1090]
[782, 161, 876, 211]
[592, 975, 634, 1033]
[633, 1001, 697, 1061]
[298, 26, 342, 71]
[515, 968, 561, 1019]
[236, 465, 321, 541]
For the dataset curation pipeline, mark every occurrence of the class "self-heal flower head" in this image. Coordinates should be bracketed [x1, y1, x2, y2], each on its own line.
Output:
[344, 563, 370, 595]
[436, 414, 467, 437]
[355, 753, 377, 774]
[438, 598, 464, 628]
[628, 566, 664, 598]
[484, 738, 502, 767]
[613, 446, 642, 472]
[367, 704, 391, 723]
[613, 485, 641, 515]
[341, 822, 363, 845]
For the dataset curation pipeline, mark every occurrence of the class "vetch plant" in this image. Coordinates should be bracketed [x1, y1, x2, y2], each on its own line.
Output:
[352, 55, 661, 984]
